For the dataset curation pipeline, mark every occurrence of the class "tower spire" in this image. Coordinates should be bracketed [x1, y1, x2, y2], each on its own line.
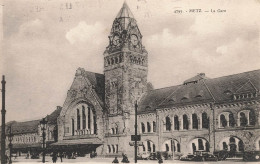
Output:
[116, 1, 134, 18]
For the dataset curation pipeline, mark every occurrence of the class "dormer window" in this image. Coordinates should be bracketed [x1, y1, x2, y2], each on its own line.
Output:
[181, 97, 188, 101]
[168, 99, 175, 103]
[195, 95, 202, 98]
[224, 90, 232, 95]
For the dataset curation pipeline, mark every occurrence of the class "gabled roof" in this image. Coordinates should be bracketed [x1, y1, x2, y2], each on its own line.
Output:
[72, 68, 105, 105]
[116, 2, 134, 18]
[7, 119, 40, 135]
[45, 106, 62, 125]
[138, 69, 260, 114]
[82, 70, 105, 104]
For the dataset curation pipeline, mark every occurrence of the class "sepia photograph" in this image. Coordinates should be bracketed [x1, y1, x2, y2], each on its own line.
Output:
[0, 0, 260, 163]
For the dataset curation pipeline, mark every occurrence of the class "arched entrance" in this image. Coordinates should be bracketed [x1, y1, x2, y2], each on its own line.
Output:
[188, 138, 209, 154]
[219, 136, 244, 157]
[161, 139, 180, 153]
[139, 140, 156, 154]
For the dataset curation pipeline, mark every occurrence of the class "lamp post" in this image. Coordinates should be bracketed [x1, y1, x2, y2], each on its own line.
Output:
[40, 118, 48, 163]
[7, 126, 14, 164]
[1, 75, 6, 164]
[134, 100, 138, 163]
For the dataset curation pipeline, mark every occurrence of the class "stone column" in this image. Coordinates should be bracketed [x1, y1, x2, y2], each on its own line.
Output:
[86, 107, 89, 133]
[90, 109, 94, 134]
[246, 111, 250, 125]
[199, 116, 202, 129]
[80, 107, 83, 132]
[189, 114, 192, 130]
[172, 116, 175, 131]
[150, 121, 153, 133]
[179, 119, 183, 130]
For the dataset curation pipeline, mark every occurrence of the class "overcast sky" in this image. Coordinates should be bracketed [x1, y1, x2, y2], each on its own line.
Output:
[1, 0, 260, 122]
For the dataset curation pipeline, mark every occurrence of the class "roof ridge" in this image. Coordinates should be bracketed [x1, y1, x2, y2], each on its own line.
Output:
[84, 70, 103, 76]
[149, 84, 182, 92]
[208, 69, 260, 81]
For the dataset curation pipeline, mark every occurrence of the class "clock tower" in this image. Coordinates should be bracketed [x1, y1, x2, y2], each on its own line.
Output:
[104, 2, 148, 117]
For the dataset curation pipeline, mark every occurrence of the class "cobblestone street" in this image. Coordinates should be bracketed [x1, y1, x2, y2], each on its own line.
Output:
[10, 156, 259, 164]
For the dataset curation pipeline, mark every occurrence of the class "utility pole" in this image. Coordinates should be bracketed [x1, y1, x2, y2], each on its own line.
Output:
[210, 103, 215, 152]
[1, 75, 6, 164]
[134, 100, 138, 163]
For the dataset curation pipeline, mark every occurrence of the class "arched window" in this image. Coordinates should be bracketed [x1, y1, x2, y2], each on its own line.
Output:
[77, 109, 80, 130]
[183, 114, 189, 130]
[240, 112, 247, 126]
[229, 113, 235, 127]
[198, 139, 204, 150]
[115, 127, 118, 134]
[87, 107, 90, 129]
[174, 116, 179, 130]
[82, 106, 86, 129]
[220, 114, 227, 127]
[165, 144, 169, 152]
[116, 145, 118, 153]
[177, 143, 180, 152]
[111, 128, 115, 134]
[192, 143, 196, 153]
[249, 110, 255, 126]
[223, 142, 228, 150]
[147, 141, 151, 152]
[202, 112, 209, 129]
[93, 113, 97, 134]
[192, 114, 198, 129]
[147, 122, 151, 132]
[108, 145, 111, 153]
[143, 145, 146, 152]
[153, 121, 156, 132]
[166, 116, 171, 131]
[153, 144, 156, 152]
[72, 118, 75, 136]
[141, 122, 145, 133]
[238, 140, 244, 152]
[229, 137, 237, 152]
[230, 137, 235, 143]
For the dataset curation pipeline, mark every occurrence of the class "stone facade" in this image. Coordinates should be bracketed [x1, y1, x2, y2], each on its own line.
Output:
[54, 2, 260, 158]
[3, 2, 259, 159]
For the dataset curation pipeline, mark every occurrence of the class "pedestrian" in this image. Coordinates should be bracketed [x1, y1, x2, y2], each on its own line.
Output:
[52, 152, 57, 163]
[157, 152, 163, 164]
[112, 157, 119, 163]
[59, 152, 63, 162]
[121, 153, 130, 163]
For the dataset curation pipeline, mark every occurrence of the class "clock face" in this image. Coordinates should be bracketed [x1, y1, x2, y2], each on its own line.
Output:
[130, 34, 139, 46]
[112, 35, 120, 46]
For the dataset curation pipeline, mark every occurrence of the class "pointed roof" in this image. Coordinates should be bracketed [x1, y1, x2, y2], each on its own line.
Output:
[116, 2, 134, 18]
[138, 69, 260, 114]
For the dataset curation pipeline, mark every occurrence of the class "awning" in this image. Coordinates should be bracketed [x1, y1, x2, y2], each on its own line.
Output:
[50, 138, 104, 146]
[12, 143, 41, 149]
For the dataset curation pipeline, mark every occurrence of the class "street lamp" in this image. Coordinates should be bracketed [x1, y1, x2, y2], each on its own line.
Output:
[7, 126, 13, 164]
[40, 118, 48, 163]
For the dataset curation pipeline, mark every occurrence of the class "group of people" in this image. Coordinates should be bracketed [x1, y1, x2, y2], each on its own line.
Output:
[112, 153, 130, 163]
[112, 153, 163, 163]
[51, 152, 63, 163]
